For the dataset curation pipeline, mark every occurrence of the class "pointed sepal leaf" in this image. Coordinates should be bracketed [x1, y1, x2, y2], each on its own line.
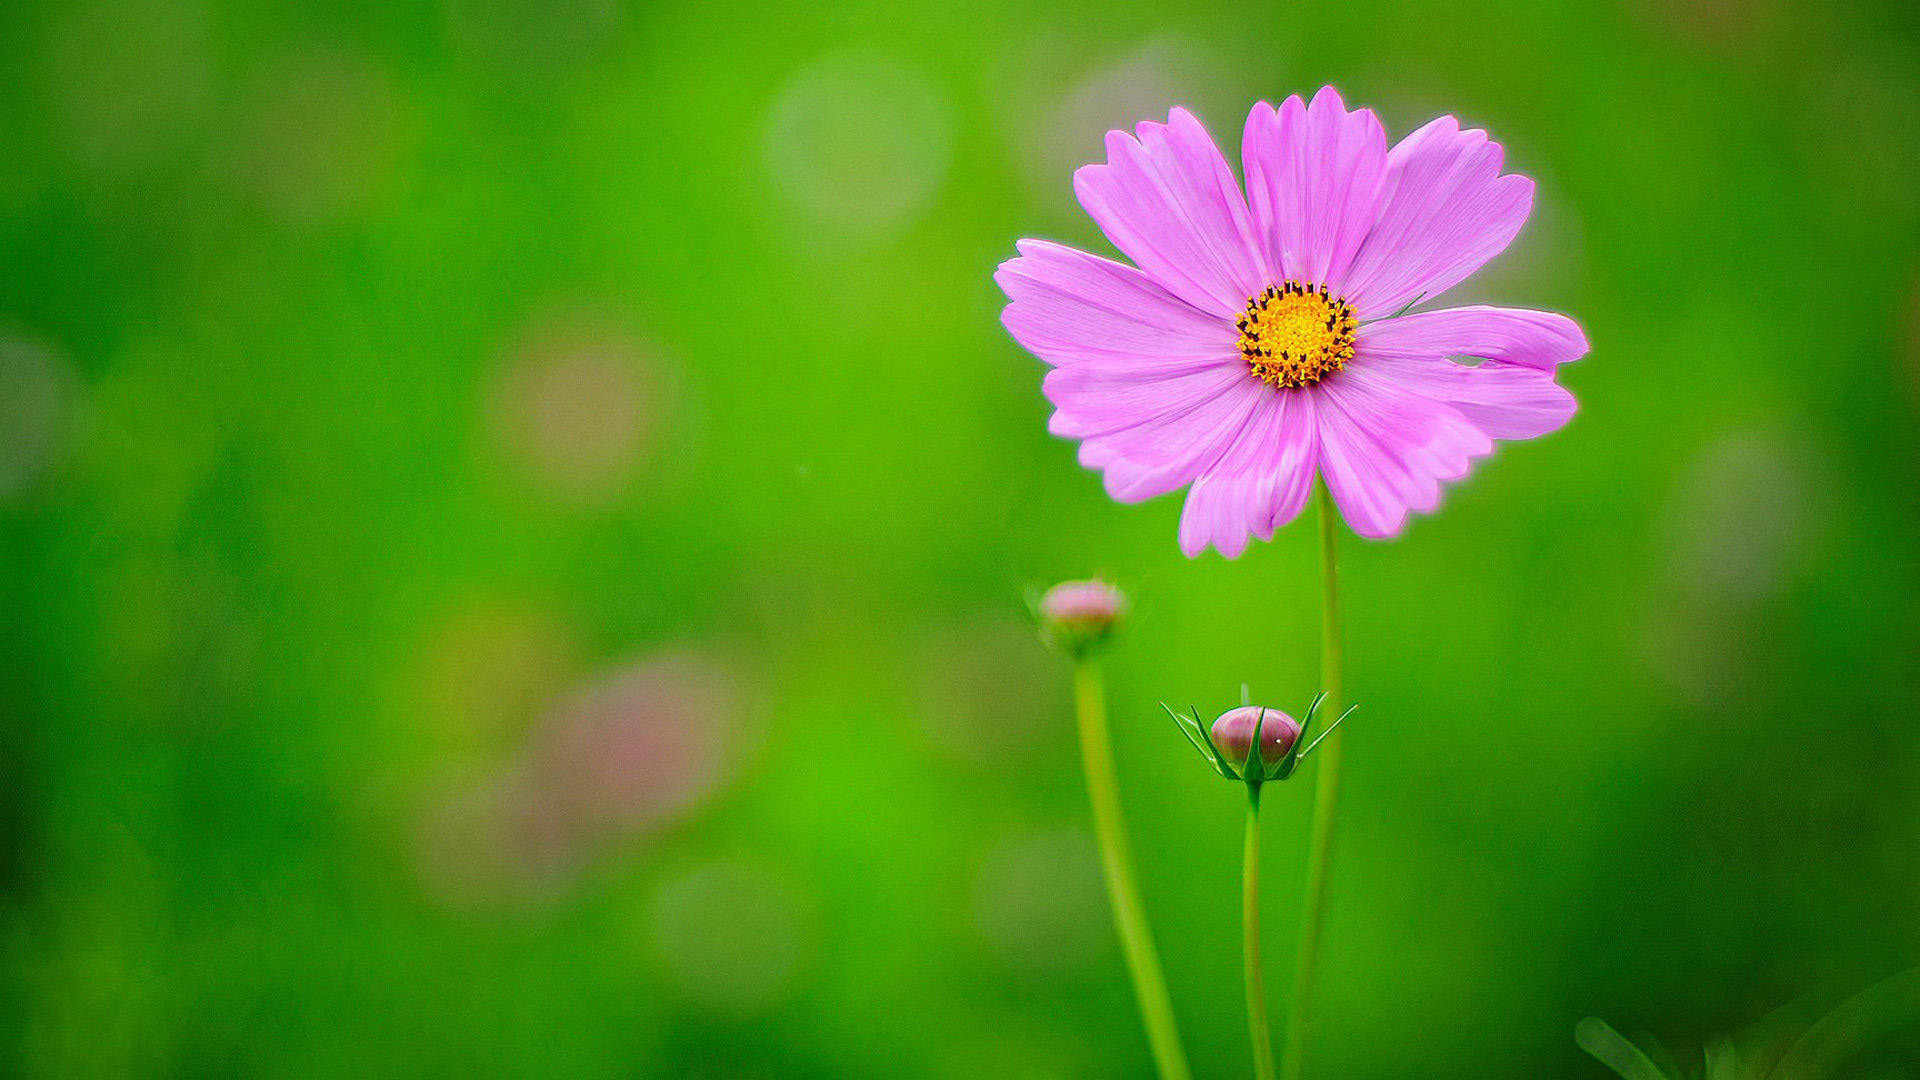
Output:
[1768, 965, 1920, 1080]
[1161, 702, 1237, 779]
[1299, 703, 1358, 761]
[1575, 1017, 1679, 1080]
[1193, 703, 1237, 778]
[1245, 707, 1268, 780]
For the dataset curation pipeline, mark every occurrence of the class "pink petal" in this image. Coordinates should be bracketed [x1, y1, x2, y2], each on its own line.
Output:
[1073, 108, 1269, 319]
[1177, 388, 1318, 558]
[1358, 304, 1589, 370]
[1341, 115, 1534, 319]
[996, 239, 1236, 370]
[1059, 367, 1265, 504]
[1044, 359, 1245, 440]
[1311, 372, 1493, 538]
[1242, 88, 1389, 293]
[1353, 352, 1576, 441]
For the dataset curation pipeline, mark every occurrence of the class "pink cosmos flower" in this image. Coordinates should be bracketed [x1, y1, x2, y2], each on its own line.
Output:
[997, 88, 1588, 556]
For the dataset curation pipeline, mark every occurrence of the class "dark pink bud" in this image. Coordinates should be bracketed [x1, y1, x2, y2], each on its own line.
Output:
[1211, 706, 1301, 767]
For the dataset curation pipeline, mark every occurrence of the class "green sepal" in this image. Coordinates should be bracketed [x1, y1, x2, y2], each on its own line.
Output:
[1386, 292, 1428, 319]
[1245, 707, 1269, 782]
[1192, 703, 1238, 778]
[1161, 702, 1237, 780]
[1297, 703, 1358, 765]
[1270, 691, 1326, 781]
[1574, 1017, 1677, 1080]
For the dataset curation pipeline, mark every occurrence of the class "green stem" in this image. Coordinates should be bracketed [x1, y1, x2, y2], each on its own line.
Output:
[1280, 479, 1346, 1080]
[1072, 658, 1193, 1080]
[1244, 785, 1277, 1080]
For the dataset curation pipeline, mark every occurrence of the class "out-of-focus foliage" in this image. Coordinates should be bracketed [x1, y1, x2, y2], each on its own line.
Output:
[2, 0, 1918, 1077]
[1577, 966, 1920, 1079]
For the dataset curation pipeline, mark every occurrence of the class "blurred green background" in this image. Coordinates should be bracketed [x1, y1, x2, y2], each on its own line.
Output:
[3, 0, 1919, 1076]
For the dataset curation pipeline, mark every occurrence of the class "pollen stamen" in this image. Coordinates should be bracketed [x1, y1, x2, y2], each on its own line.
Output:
[1236, 282, 1357, 388]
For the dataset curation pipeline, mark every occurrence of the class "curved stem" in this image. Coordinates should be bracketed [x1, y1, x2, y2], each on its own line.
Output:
[1072, 657, 1193, 1080]
[1280, 479, 1346, 1080]
[1244, 786, 1277, 1080]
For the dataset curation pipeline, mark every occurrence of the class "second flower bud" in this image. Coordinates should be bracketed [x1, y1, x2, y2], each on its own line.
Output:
[1164, 691, 1354, 786]
[1210, 707, 1302, 768]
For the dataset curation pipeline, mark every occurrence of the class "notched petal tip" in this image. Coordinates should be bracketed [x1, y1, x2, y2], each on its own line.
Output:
[1068, 163, 1103, 200]
[1354, 510, 1410, 540]
[1011, 237, 1055, 260]
[991, 259, 1028, 301]
[1209, 525, 1252, 560]
[1560, 319, 1592, 363]
[1307, 84, 1348, 111]
[1164, 105, 1203, 129]
[996, 302, 1020, 336]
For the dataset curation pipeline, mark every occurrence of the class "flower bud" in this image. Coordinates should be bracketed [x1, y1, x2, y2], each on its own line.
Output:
[1036, 579, 1125, 654]
[1210, 706, 1301, 768]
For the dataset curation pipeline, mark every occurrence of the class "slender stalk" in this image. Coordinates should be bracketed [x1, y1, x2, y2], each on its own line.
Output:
[1280, 479, 1346, 1080]
[1071, 657, 1192, 1080]
[1243, 785, 1277, 1080]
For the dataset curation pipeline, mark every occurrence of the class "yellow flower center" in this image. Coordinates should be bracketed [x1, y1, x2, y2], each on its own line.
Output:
[1236, 282, 1357, 389]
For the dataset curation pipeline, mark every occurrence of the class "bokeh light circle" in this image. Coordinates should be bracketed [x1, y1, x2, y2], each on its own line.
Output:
[490, 310, 674, 507]
[646, 858, 813, 1012]
[528, 651, 745, 835]
[764, 49, 954, 236]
